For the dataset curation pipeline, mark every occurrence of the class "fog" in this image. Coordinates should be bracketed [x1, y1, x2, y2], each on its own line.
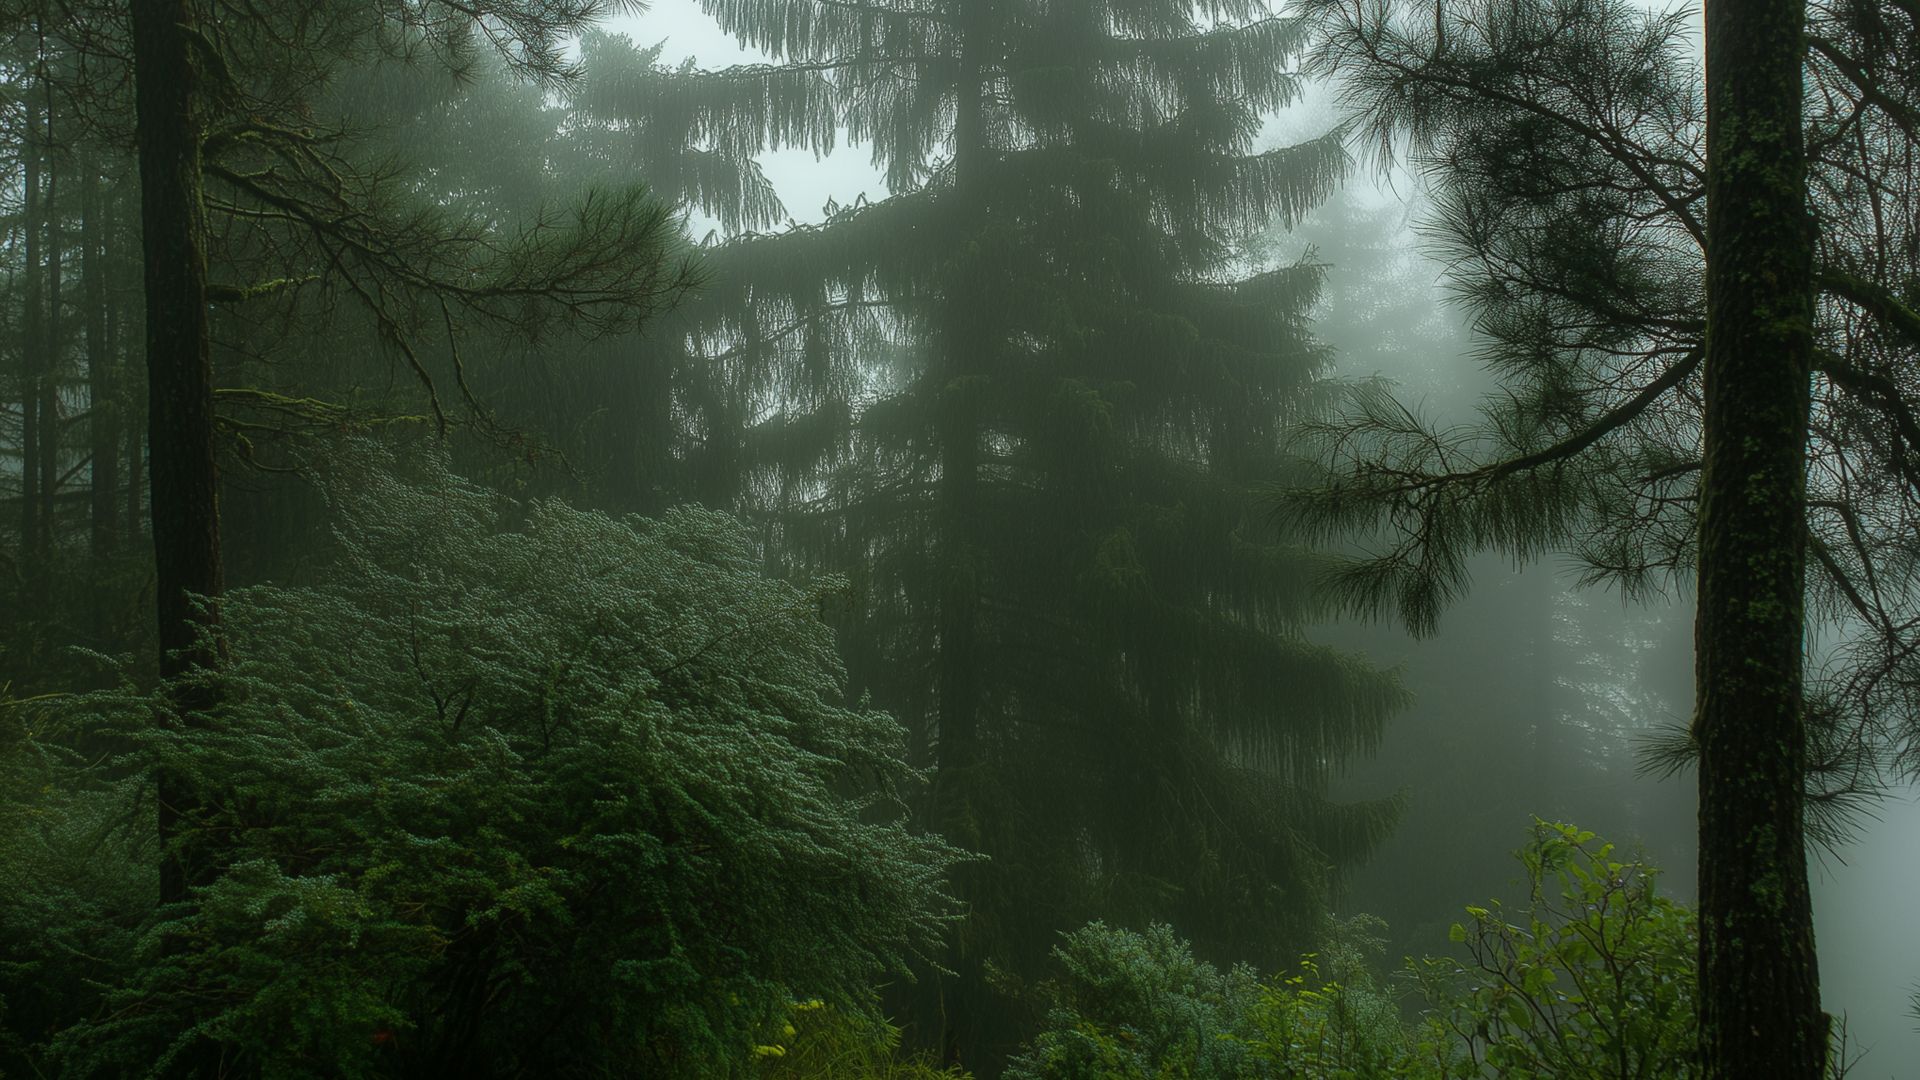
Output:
[4, 0, 1916, 1076]
[617, 3, 1920, 1066]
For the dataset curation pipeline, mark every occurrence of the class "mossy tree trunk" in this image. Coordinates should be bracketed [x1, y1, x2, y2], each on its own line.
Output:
[1696, 1, 1825, 1075]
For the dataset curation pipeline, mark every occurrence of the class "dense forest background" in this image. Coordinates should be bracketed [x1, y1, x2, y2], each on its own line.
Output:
[2, 0, 1917, 1076]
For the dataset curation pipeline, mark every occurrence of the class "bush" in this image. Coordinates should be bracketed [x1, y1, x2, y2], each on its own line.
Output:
[4, 455, 966, 1078]
[1245, 915, 1414, 1078]
[754, 999, 971, 1079]
[1409, 820, 1696, 1078]
[1007, 822, 1807, 1079]
[1003, 921, 1273, 1079]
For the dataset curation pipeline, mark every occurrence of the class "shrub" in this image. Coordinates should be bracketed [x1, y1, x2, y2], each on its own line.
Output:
[1007, 822, 1793, 1079]
[1002, 921, 1273, 1079]
[754, 999, 971, 1079]
[1409, 820, 1697, 1079]
[7, 454, 966, 1078]
[1245, 915, 1416, 1078]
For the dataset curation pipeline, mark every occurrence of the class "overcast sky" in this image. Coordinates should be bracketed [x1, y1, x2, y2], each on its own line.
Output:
[603, 0, 1361, 228]
[608, 0, 888, 227]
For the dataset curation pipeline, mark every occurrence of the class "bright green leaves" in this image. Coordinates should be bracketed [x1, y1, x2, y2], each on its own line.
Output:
[1411, 819, 1697, 1079]
[1002, 822, 1818, 1078]
[754, 998, 970, 1079]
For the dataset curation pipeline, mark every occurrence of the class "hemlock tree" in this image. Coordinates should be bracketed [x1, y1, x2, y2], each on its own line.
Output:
[636, 0, 1409, 1063]
[1290, 0, 1917, 1073]
[553, 27, 826, 512]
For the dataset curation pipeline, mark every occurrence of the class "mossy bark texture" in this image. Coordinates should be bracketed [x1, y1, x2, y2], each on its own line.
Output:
[1697, 2, 1825, 1076]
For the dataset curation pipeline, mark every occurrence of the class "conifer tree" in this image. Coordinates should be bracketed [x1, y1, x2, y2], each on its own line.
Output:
[634, 1, 1410, 1062]
[1288, 0, 1917, 784]
[1697, 4, 1825, 1073]
[1288, 0, 1917, 1071]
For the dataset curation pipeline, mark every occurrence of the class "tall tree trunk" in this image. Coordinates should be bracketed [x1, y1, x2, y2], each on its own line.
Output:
[21, 100, 44, 571]
[936, 0, 988, 782]
[1696, 2, 1825, 1076]
[928, 3, 992, 1066]
[41, 106, 62, 559]
[125, 304, 145, 545]
[132, 0, 225, 908]
[84, 162, 119, 559]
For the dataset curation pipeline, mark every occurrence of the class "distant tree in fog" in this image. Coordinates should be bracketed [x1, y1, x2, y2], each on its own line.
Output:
[642, 0, 1412, 1063]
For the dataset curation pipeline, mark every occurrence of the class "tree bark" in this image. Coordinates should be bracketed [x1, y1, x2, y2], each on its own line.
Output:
[21, 100, 44, 570]
[41, 105, 63, 560]
[132, 0, 226, 907]
[936, 0, 989, 780]
[125, 319, 145, 544]
[84, 161, 119, 559]
[1696, 2, 1826, 1076]
[925, 4, 993, 1066]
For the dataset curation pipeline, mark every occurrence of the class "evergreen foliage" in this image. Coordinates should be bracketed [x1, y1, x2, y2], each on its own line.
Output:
[1004, 922, 1274, 1080]
[6, 0, 1868, 1073]
[590, 5, 1414, 1059]
[1285, 0, 1920, 813]
[0, 454, 964, 1078]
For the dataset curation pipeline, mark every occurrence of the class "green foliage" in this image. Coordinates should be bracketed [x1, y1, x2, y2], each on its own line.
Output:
[1411, 821, 1696, 1079]
[652, 11, 1412, 1053]
[754, 999, 971, 1080]
[4, 453, 965, 1078]
[1244, 917, 1414, 1079]
[1003, 918, 1419, 1079]
[0, 687, 152, 1075]
[1001, 823, 1860, 1080]
[1288, 0, 1920, 811]
[1003, 922, 1273, 1080]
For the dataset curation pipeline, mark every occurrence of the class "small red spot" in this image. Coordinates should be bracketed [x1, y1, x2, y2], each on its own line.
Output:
[372, 1029, 394, 1046]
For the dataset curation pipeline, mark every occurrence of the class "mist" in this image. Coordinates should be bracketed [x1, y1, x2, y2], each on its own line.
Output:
[4, 1, 1917, 1077]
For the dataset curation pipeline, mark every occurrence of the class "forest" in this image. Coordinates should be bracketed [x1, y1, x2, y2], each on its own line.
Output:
[1, 0, 1917, 1076]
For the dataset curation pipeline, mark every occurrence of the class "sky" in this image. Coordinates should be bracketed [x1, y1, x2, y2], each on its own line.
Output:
[610, 0, 890, 228]
[600, 3, 1920, 1071]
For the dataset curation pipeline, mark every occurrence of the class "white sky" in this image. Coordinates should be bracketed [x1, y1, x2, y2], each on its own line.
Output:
[603, 0, 1697, 229]
[609, 0, 889, 227]
[604, 0, 1358, 227]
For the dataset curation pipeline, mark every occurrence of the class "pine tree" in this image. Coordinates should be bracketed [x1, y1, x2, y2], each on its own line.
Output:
[1697, 4, 1825, 1073]
[1285, 0, 1918, 1070]
[633, 1, 1410, 1063]
[1287, 0, 1918, 771]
